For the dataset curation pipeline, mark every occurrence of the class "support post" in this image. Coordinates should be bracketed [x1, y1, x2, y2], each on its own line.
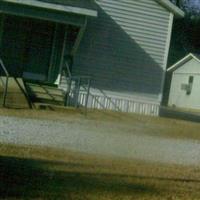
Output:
[0, 14, 5, 49]
[70, 18, 87, 56]
[2, 76, 8, 107]
[0, 15, 7, 107]
[15, 78, 33, 109]
[58, 25, 68, 85]
[75, 77, 81, 108]
[64, 77, 72, 107]
[84, 78, 91, 115]
[48, 23, 58, 82]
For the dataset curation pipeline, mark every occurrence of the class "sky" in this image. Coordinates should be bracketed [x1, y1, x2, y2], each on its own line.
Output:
[171, 0, 200, 11]
[191, 0, 200, 7]
[186, 0, 200, 11]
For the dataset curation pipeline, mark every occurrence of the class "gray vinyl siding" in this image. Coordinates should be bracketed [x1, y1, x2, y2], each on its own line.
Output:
[72, 0, 171, 107]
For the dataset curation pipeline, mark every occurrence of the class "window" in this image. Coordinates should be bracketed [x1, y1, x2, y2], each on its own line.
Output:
[181, 76, 194, 95]
[186, 76, 194, 95]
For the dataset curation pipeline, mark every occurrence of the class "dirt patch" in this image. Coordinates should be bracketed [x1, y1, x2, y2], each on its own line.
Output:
[0, 77, 29, 108]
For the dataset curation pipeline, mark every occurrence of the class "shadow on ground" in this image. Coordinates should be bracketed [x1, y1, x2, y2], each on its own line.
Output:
[0, 155, 164, 199]
[1, 155, 200, 199]
[160, 106, 200, 123]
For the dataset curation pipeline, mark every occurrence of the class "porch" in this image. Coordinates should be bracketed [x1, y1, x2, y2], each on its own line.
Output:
[0, 0, 97, 109]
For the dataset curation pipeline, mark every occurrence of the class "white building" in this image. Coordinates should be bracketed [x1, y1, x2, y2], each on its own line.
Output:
[167, 53, 200, 110]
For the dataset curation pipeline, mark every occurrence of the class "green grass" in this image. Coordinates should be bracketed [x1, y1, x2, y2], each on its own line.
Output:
[1, 144, 200, 200]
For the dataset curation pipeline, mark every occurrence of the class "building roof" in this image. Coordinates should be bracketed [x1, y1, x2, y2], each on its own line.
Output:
[167, 53, 200, 72]
[39, 0, 184, 18]
[2, 0, 98, 17]
[39, 0, 97, 10]
[2, 0, 183, 18]
[193, 53, 200, 60]
[155, 0, 185, 18]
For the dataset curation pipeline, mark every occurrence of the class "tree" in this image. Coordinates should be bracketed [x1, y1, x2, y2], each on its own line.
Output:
[170, 0, 181, 7]
[168, 0, 200, 68]
[170, 0, 200, 16]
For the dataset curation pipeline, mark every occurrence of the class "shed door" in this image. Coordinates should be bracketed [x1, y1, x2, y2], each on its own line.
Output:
[23, 19, 54, 81]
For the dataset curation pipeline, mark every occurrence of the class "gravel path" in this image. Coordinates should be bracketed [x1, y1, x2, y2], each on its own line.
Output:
[0, 115, 200, 166]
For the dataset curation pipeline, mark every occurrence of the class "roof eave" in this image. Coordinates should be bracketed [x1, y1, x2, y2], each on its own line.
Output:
[167, 53, 200, 72]
[1, 0, 98, 17]
[155, 0, 185, 18]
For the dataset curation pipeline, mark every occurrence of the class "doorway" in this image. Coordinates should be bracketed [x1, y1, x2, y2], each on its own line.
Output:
[23, 18, 55, 81]
[1, 15, 55, 81]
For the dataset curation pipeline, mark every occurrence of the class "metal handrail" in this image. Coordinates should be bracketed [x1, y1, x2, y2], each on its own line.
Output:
[61, 61, 91, 113]
[0, 59, 9, 77]
[0, 58, 9, 107]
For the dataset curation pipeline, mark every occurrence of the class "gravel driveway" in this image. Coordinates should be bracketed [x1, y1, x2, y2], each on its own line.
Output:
[0, 115, 200, 166]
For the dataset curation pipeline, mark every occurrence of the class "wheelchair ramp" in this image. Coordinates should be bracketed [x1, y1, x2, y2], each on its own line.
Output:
[24, 81, 65, 106]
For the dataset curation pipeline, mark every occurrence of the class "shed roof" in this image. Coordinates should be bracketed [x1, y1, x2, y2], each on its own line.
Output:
[167, 53, 200, 72]
[1, 0, 98, 17]
[155, 0, 184, 18]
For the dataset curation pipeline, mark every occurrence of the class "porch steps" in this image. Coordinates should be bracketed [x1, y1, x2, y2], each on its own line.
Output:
[24, 81, 65, 106]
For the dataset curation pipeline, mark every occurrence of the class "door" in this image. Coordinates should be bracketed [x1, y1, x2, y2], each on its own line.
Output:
[1, 16, 55, 80]
[23, 19, 55, 81]
[1, 16, 27, 77]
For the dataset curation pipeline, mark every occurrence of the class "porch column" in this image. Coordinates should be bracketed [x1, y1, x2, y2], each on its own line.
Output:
[0, 14, 5, 50]
[58, 25, 68, 81]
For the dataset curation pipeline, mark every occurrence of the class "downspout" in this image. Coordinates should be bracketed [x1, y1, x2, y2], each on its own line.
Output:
[159, 13, 174, 105]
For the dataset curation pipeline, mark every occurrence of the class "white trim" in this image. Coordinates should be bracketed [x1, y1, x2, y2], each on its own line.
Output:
[2, 0, 98, 17]
[193, 54, 200, 62]
[155, 0, 184, 18]
[88, 89, 160, 104]
[59, 82, 161, 104]
[159, 12, 174, 101]
[167, 53, 200, 72]
[172, 72, 200, 75]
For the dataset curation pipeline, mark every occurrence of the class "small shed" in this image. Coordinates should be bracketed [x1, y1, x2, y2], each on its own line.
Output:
[167, 53, 200, 110]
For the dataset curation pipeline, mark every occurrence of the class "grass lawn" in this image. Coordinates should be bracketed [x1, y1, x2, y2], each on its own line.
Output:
[1, 86, 200, 199]
[1, 143, 200, 200]
[1, 66, 200, 199]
